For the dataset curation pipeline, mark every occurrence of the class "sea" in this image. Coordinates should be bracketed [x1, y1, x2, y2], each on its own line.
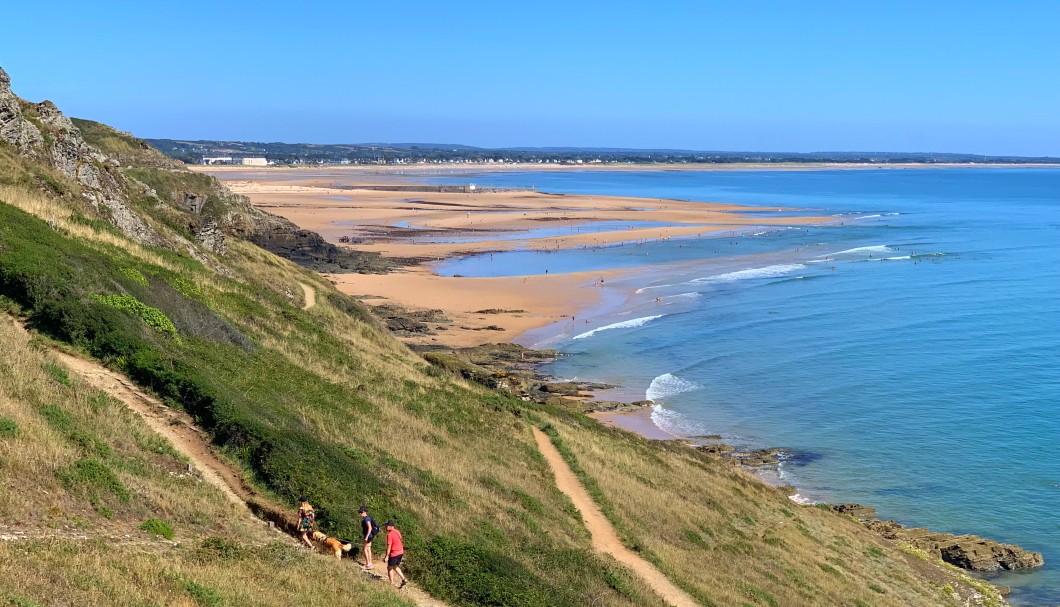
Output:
[423, 167, 1060, 605]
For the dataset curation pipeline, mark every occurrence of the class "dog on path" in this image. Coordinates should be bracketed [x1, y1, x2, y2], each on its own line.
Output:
[311, 531, 354, 559]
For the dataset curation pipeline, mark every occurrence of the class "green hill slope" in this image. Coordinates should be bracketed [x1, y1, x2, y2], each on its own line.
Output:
[0, 66, 1007, 606]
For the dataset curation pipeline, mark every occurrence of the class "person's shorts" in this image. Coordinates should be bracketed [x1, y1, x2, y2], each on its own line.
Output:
[387, 554, 403, 567]
[365, 534, 376, 544]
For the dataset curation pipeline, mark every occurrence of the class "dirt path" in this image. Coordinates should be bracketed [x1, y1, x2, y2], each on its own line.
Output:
[31, 323, 449, 607]
[52, 349, 253, 510]
[532, 427, 701, 607]
[299, 281, 316, 310]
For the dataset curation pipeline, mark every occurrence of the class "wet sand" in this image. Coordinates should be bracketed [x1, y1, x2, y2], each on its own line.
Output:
[204, 166, 832, 348]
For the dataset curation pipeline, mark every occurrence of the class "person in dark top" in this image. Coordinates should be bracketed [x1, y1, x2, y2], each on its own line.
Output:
[359, 505, 379, 570]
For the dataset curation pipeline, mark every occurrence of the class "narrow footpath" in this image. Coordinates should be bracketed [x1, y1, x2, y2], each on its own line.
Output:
[299, 281, 316, 310]
[13, 317, 449, 607]
[531, 427, 701, 607]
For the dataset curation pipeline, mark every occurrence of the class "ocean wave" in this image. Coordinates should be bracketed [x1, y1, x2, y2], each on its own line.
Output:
[825, 244, 893, 257]
[787, 493, 817, 505]
[572, 315, 664, 340]
[635, 284, 669, 293]
[688, 263, 807, 285]
[645, 373, 701, 401]
[664, 292, 702, 300]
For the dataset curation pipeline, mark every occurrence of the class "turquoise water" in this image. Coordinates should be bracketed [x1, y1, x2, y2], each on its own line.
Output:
[431, 169, 1060, 605]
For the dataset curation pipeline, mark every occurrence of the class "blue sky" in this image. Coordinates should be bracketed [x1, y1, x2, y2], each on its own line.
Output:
[3, 1, 1059, 155]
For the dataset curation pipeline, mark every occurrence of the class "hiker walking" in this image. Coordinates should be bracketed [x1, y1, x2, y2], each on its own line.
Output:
[383, 520, 408, 588]
[297, 496, 316, 549]
[359, 505, 379, 570]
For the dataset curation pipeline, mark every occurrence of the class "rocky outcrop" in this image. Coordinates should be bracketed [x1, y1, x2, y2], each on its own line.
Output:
[0, 68, 44, 153]
[1, 67, 164, 247]
[2, 66, 390, 272]
[831, 503, 1044, 572]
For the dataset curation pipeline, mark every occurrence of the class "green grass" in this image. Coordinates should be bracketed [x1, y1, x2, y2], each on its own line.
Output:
[140, 517, 175, 540]
[0, 417, 19, 438]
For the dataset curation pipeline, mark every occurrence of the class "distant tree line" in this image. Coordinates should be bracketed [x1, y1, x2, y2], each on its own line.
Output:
[146, 138, 1060, 167]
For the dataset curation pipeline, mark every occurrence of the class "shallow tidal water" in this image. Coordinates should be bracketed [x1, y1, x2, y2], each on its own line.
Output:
[429, 168, 1060, 604]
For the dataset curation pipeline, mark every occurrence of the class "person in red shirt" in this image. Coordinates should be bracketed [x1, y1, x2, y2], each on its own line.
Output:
[383, 520, 408, 588]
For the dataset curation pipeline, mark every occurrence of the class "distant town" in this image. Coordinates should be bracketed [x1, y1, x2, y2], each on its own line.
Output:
[147, 138, 1060, 167]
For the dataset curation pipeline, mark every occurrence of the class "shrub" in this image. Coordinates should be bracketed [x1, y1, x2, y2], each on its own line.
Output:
[182, 580, 225, 607]
[56, 458, 130, 506]
[92, 293, 177, 336]
[119, 267, 148, 287]
[195, 537, 248, 562]
[43, 362, 72, 386]
[0, 417, 19, 438]
[417, 535, 551, 607]
[139, 518, 174, 540]
[4, 594, 44, 607]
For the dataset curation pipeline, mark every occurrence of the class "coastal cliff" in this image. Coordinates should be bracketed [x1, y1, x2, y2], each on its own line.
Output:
[0, 65, 1023, 607]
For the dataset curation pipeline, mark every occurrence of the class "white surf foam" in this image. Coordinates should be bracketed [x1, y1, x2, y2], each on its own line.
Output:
[664, 292, 702, 300]
[866, 255, 912, 261]
[688, 263, 806, 285]
[825, 245, 892, 257]
[572, 315, 665, 340]
[645, 373, 701, 402]
[788, 493, 817, 505]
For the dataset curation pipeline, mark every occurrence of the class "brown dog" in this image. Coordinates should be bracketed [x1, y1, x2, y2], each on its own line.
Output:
[311, 531, 353, 559]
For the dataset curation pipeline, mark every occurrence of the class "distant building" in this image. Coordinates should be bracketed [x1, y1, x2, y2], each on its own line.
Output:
[200, 156, 268, 166]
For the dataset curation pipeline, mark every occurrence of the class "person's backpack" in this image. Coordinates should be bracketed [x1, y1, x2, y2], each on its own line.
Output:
[365, 515, 380, 539]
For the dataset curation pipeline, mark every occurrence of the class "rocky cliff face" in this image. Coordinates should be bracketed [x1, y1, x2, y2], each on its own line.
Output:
[1, 66, 164, 247]
[1, 66, 394, 273]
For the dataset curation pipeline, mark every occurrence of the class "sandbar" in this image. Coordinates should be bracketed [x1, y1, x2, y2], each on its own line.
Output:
[204, 166, 833, 348]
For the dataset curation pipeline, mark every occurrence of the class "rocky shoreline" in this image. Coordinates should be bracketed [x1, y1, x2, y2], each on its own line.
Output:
[830, 504, 1043, 575]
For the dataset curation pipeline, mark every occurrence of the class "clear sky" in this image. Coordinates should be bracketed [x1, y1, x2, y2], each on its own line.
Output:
[3, 1, 1059, 155]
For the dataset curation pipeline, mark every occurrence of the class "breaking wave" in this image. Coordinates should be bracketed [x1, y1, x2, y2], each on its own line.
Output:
[688, 264, 807, 285]
[645, 373, 701, 401]
[572, 315, 665, 340]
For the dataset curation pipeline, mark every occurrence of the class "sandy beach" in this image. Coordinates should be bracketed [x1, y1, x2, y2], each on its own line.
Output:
[203, 165, 834, 348]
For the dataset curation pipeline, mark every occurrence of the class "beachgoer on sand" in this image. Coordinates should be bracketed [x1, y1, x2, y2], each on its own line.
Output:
[384, 520, 408, 588]
[297, 496, 316, 549]
[359, 505, 380, 570]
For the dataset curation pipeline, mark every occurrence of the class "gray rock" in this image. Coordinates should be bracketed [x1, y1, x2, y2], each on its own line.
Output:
[0, 67, 44, 153]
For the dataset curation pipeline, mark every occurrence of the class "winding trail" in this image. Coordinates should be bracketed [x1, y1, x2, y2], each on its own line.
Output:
[52, 348, 253, 511]
[532, 427, 700, 607]
[299, 281, 316, 310]
[8, 317, 448, 607]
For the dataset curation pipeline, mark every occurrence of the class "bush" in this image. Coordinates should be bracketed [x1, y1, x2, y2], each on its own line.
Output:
[0, 417, 18, 438]
[195, 537, 248, 562]
[139, 518, 175, 540]
[182, 580, 225, 607]
[92, 293, 177, 336]
[56, 458, 130, 505]
[119, 267, 148, 287]
[417, 536, 551, 607]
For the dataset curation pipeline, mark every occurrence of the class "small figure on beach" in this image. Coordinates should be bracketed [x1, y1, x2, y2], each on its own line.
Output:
[297, 496, 316, 549]
[384, 520, 408, 588]
[359, 505, 380, 570]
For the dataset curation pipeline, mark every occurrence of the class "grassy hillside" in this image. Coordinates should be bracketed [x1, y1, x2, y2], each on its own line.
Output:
[0, 109, 1009, 606]
[0, 304, 412, 607]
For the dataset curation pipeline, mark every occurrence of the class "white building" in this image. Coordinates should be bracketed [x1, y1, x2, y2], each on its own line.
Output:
[240, 157, 268, 166]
